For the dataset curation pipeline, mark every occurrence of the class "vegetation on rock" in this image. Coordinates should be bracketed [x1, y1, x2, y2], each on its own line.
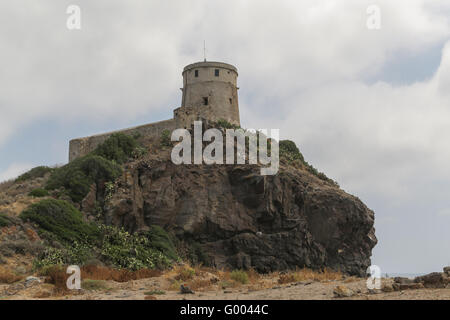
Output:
[15, 166, 54, 183]
[160, 129, 172, 147]
[93, 133, 141, 164]
[28, 188, 49, 198]
[279, 140, 338, 186]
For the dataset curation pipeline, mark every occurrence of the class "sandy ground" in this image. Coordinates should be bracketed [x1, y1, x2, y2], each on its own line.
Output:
[1, 276, 449, 300]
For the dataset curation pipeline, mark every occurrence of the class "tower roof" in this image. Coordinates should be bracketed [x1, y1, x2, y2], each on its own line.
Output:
[183, 61, 238, 75]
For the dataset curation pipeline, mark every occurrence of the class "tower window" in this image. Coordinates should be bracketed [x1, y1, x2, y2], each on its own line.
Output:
[195, 70, 199, 77]
[229, 98, 233, 104]
[203, 97, 209, 105]
[215, 69, 220, 77]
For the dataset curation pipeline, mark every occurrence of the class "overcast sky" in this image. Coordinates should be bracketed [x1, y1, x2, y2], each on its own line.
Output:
[1, 0, 450, 274]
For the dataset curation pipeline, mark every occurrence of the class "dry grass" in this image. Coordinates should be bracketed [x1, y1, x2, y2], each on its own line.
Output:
[277, 268, 343, 284]
[0, 268, 23, 284]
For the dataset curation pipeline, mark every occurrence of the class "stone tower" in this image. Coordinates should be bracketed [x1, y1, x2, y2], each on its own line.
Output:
[174, 61, 240, 128]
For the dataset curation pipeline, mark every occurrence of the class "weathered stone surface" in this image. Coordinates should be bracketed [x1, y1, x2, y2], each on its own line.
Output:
[394, 277, 415, 285]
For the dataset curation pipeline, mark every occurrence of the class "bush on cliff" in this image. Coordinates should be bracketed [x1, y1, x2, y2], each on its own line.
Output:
[98, 225, 175, 270]
[28, 188, 49, 198]
[279, 140, 337, 186]
[160, 130, 172, 147]
[15, 166, 55, 183]
[45, 155, 122, 203]
[93, 133, 140, 164]
[19, 199, 99, 244]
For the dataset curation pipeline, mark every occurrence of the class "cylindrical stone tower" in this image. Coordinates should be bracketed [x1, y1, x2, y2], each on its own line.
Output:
[174, 61, 240, 127]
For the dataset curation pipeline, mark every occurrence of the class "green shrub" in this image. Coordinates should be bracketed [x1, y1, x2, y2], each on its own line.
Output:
[93, 133, 138, 164]
[230, 270, 249, 284]
[15, 166, 54, 183]
[45, 155, 122, 203]
[19, 199, 99, 244]
[160, 130, 172, 147]
[99, 225, 175, 270]
[144, 289, 165, 295]
[28, 188, 49, 198]
[279, 140, 304, 162]
[216, 119, 240, 130]
[0, 213, 12, 227]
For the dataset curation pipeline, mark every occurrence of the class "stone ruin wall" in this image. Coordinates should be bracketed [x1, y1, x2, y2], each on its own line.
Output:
[68, 119, 176, 162]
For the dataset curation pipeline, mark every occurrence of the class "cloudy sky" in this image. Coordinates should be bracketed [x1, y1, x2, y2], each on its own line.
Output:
[1, 0, 450, 274]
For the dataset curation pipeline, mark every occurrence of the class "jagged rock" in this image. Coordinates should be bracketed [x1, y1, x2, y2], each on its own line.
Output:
[414, 272, 447, 288]
[180, 284, 194, 294]
[97, 151, 376, 276]
[443, 266, 450, 275]
[333, 285, 354, 298]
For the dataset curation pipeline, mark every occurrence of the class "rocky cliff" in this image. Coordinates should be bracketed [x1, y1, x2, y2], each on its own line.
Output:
[83, 140, 377, 276]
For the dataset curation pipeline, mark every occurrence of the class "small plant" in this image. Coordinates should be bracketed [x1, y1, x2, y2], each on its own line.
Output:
[160, 130, 172, 147]
[98, 225, 175, 270]
[28, 188, 49, 198]
[230, 270, 249, 284]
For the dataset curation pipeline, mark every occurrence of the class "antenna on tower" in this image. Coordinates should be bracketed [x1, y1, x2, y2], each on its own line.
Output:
[203, 40, 207, 62]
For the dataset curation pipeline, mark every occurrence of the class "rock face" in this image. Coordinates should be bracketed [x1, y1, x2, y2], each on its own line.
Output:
[99, 151, 376, 276]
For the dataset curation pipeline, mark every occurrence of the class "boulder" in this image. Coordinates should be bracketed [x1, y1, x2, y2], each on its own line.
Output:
[97, 146, 377, 276]
[414, 272, 446, 288]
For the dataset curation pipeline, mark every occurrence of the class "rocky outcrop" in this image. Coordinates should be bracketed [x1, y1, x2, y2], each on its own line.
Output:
[94, 150, 376, 276]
